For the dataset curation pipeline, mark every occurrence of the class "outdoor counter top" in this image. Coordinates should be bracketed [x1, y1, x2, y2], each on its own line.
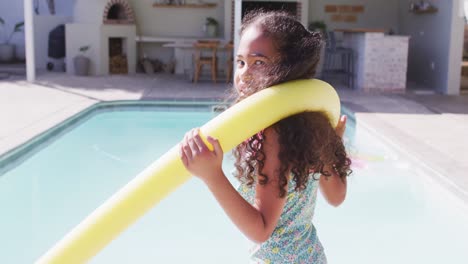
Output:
[137, 36, 230, 75]
[334, 28, 387, 33]
[136, 35, 226, 44]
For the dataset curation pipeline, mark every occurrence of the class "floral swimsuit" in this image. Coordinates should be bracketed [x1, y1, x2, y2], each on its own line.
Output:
[237, 175, 327, 263]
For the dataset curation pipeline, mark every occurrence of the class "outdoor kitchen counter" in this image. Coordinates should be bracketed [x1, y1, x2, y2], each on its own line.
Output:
[136, 36, 226, 44]
[337, 30, 410, 92]
[335, 28, 386, 33]
[137, 36, 229, 75]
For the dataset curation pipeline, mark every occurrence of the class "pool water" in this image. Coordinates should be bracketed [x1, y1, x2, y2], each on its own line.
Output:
[0, 108, 467, 263]
[315, 122, 468, 264]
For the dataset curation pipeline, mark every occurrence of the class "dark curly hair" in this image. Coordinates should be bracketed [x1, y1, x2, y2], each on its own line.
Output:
[233, 10, 352, 198]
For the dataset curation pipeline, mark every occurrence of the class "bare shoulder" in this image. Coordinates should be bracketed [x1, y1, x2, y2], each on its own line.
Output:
[260, 127, 282, 181]
[263, 126, 279, 146]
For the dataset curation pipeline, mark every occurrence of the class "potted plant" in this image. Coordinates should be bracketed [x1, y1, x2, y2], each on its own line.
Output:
[0, 17, 24, 62]
[308, 20, 327, 36]
[74, 45, 91, 76]
[308, 21, 328, 78]
[205, 17, 218, 37]
[46, 0, 56, 15]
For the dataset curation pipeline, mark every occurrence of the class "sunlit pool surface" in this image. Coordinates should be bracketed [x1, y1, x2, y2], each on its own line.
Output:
[0, 104, 467, 263]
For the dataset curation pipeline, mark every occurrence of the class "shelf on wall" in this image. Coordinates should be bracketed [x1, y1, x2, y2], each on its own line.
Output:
[410, 7, 438, 14]
[152, 3, 217, 8]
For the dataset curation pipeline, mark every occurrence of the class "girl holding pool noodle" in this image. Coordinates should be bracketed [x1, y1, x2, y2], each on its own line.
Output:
[180, 11, 352, 263]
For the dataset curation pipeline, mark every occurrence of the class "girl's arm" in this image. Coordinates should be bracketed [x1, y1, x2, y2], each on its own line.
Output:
[319, 167, 347, 207]
[319, 115, 348, 207]
[180, 128, 286, 243]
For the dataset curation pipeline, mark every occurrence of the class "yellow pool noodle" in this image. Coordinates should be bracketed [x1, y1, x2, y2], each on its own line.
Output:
[36, 79, 340, 263]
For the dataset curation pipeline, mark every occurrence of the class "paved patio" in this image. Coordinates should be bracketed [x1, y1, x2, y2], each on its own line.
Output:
[1, 72, 467, 204]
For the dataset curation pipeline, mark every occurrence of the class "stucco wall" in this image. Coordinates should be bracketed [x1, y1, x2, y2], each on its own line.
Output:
[131, 0, 228, 64]
[99, 25, 137, 75]
[34, 15, 72, 70]
[74, 0, 111, 24]
[308, 0, 399, 33]
[65, 24, 101, 75]
[6, 0, 464, 88]
[36, 0, 75, 17]
[0, 1, 27, 47]
[131, 0, 226, 38]
[447, 0, 464, 95]
[399, 0, 464, 94]
[65, 24, 136, 75]
[0, 0, 74, 42]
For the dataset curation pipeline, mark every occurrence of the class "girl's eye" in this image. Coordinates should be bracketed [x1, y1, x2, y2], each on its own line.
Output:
[236, 60, 245, 67]
[254, 60, 265, 66]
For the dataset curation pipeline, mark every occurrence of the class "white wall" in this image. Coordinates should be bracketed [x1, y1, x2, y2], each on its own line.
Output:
[0, 0, 26, 46]
[130, 0, 226, 38]
[35, 0, 75, 17]
[0, 0, 74, 63]
[0, 0, 75, 44]
[309, 0, 399, 33]
[99, 25, 137, 75]
[130, 0, 227, 63]
[72, 0, 228, 38]
[7, 0, 462, 88]
[447, 0, 464, 95]
[33, 15, 72, 70]
[66, 24, 136, 75]
[65, 24, 100, 75]
[74, 0, 109, 24]
[399, 0, 464, 94]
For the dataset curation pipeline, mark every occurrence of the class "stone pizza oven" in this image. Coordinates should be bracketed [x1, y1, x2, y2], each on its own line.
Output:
[66, 0, 137, 75]
[103, 0, 135, 25]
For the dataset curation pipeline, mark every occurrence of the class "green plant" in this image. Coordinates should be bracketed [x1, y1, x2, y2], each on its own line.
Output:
[206, 17, 218, 26]
[0, 17, 24, 44]
[308, 20, 327, 34]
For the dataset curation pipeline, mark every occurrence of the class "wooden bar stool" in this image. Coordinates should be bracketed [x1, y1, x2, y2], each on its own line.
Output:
[224, 42, 234, 83]
[193, 40, 219, 83]
[322, 31, 355, 89]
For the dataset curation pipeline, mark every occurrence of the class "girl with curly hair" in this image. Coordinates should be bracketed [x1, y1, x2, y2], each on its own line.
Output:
[180, 10, 351, 263]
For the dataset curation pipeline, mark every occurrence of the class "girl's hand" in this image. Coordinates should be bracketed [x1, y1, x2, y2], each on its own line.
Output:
[321, 115, 348, 207]
[335, 115, 347, 138]
[180, 128, 224, 183]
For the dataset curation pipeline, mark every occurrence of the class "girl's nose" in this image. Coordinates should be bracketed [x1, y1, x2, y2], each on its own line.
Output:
[241, 73, 252, 82]
[239, 67, 253, 82]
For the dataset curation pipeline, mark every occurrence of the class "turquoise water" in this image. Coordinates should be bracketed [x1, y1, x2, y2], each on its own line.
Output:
[0, 108, 467, 263]
[316, 121, 468, 264]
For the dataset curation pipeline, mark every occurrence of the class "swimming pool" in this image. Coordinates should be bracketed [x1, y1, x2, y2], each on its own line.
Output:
[0, 102, 467, 263]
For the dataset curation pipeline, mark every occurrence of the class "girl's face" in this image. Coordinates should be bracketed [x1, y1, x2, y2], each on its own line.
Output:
[235, 26, 279, 96]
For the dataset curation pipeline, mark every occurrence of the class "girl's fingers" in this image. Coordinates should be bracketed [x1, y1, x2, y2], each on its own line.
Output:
[183, 131, 190, 145]
[193, 129, 208, 152]
[182, 141, 193, 161]
[179, 144, 188, 167]
[182, 131, 194, 160]
[341, 115, 347, 126]
[336, 115, 347, 138]
[207, 136, 223, 156]
[189, 129, 200, 154]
